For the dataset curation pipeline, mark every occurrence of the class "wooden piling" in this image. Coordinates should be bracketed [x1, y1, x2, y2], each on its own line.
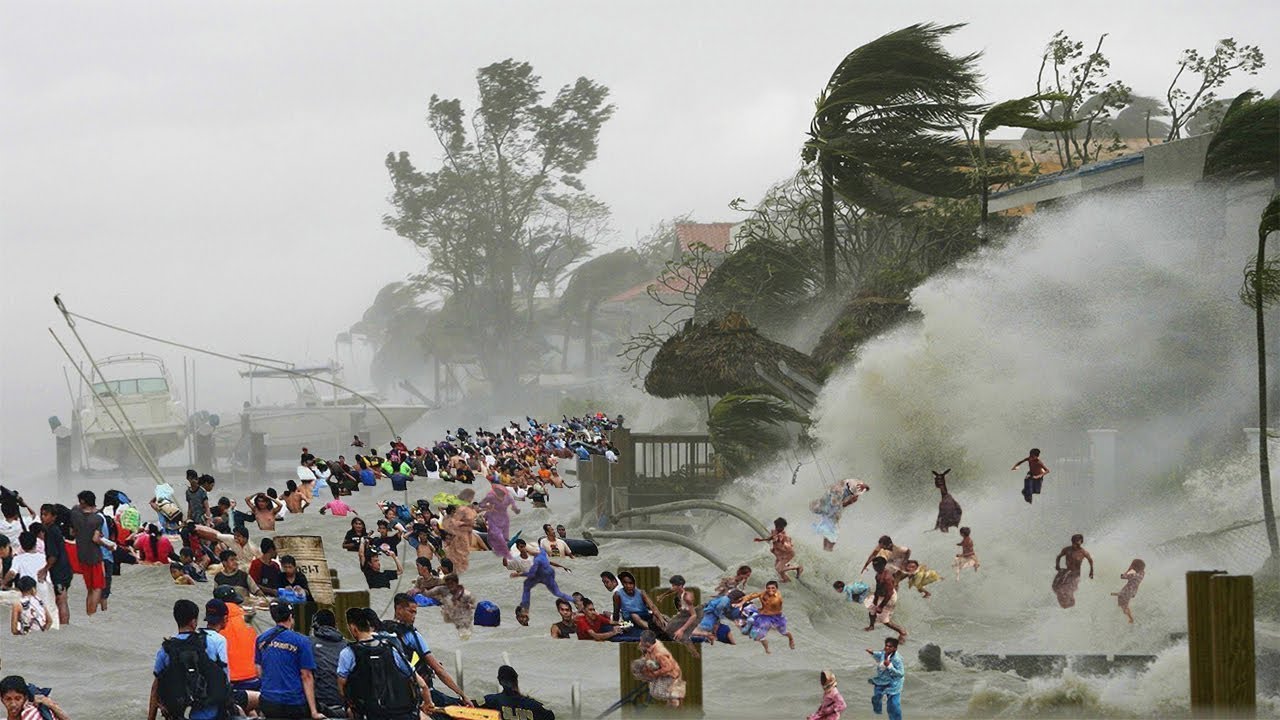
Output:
[619, 566, 662, 595]
[1210, 574, 1255, 719]
[331, 589, 371, 640]
[1186, 570, 1225, 714]
[618, 635, 703, 717]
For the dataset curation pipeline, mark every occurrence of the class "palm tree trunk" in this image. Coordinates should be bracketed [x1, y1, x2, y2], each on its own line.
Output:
[1257, 231, 1280, 563]
[821, 154, 837, 289]
[979, 131, 990, 243]
[583, 304, 595, 377]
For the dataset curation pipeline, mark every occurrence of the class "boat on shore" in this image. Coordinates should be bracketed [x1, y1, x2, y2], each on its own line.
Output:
[77, 353, 187, 466]
[217, 362, 433, 461]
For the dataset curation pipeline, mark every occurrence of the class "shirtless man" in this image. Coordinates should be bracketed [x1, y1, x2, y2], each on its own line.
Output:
[1052, 533, 1094, 609]
[244, 493, 283, 532]
[713, 566, 752, 597]
[864, 557, 907, 642]
[1013, 448, 1050, 504]
[860, 536, 910, 576]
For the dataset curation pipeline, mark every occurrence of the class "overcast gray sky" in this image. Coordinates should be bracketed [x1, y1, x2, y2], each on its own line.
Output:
[2, 1, 1276, 466]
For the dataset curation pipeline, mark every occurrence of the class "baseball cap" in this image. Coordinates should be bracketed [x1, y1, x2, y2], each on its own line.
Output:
[213, 584, 244, 604]
[205, 598, 228, 621]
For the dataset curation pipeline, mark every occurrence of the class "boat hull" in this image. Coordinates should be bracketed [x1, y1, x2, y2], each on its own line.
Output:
[217, 404, 430, 460]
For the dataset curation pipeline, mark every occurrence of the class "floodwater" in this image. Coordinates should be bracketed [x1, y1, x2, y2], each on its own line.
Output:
[5, 188, 1280, 719]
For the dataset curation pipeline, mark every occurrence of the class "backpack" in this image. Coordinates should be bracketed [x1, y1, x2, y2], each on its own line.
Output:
[157, 631, 229, 719]
[343, 638, 420, 716]
[118, 505, 141, 532]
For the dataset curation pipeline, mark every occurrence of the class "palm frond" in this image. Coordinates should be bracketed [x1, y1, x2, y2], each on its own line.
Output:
[708, 391, 810, 475]
[979, 93, 1080, 136]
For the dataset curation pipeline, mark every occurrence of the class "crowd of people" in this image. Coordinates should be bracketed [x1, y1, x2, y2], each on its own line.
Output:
[0, 418, 1151, 720]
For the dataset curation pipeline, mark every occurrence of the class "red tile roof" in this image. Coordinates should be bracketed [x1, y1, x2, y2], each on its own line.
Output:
[605, 223, 735, 304]
[676, 222, 735, 252]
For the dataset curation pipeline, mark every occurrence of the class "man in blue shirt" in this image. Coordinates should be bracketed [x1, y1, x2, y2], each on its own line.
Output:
[254, 603, 324, 719]
[867, 637, 904, 720]
[148, 599, 229, 720]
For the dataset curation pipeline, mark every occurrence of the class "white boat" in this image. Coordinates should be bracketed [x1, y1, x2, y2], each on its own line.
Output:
[78, 354, 187, 466]
[219, 362, 433, 461]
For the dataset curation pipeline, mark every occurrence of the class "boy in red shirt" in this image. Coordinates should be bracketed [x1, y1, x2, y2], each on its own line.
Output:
[1012, 448, 1050, 504]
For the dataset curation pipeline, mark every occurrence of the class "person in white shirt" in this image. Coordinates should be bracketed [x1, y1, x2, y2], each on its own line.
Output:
[3, 531, 57, 630]
[537, 524, 573, 559]
[0, 497, 36, 548]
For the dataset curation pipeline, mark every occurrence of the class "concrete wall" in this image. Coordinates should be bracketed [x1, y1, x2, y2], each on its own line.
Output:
[1142, 133, 1213, 187]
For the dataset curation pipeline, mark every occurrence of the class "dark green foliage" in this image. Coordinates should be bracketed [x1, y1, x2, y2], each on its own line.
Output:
[694, 237, 821, 332]
[805, 23, 983, 286]
[708, 391, 810, 475]
[1204, 90, 1280, 180]
[810, 296, 912, 380]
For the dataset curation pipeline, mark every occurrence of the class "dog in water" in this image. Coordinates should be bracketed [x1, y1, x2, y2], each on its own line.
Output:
[932, 469, 962, 533]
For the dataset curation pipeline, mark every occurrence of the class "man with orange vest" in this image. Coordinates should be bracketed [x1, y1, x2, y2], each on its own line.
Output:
[213, 585, 261, 693]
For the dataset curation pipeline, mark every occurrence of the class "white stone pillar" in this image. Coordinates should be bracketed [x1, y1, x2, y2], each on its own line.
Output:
[1087, 429, 1118, 503]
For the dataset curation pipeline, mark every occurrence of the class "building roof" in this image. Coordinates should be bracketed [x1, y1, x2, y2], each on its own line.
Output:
[605, 223, 736, 304]
[676, 222, 735, 252]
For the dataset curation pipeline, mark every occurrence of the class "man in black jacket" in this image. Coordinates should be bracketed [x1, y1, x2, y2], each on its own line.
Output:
[309, 609, 347, 718]
[482, 665, 555, 720]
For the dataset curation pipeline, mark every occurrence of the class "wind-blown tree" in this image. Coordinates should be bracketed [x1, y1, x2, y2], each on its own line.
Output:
[804, 23, 983, 289]
[384, 59, 614, 394]
[1032, 31, 1132, 170]
[708, 391, 811, 475]
[558, 248, 653, 375]
[1203, 90, 1280, 180]
[1243, 192, 1280, 566]
[972, 94, 1078, 233]
[1165, 38, 1265, 141]
[517, 193, 611, 327]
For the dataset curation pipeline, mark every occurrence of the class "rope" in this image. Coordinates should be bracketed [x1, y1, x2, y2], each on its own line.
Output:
[52, 296, 400, 441]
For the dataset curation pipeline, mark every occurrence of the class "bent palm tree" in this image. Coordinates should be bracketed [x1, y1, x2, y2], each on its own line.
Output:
[804, 23, 983, 289]
[1245, 192, 1280, 566]
[974, 94, 1078, 236]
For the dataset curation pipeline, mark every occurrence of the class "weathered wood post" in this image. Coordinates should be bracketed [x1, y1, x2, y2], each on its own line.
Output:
[1187, 570, 1225, 714]
[332, 589, 371, 640]
[618, 566, 662, 595]
[616, 564, 703, 717]
[1209, 574, 1255, 718]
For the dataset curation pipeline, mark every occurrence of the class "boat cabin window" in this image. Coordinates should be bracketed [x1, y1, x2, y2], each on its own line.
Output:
[136, 377, 168, 393]
[90, 378, 167, 396]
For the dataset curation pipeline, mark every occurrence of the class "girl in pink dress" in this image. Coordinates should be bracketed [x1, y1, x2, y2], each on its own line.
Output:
[480, 476, 519, 561]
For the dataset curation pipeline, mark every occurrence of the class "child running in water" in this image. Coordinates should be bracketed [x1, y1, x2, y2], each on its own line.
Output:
[734, 580, 795, 653]
[899, 560, 942, 599]
[1111, 559, 1146, 624]
[755, 517, 803, 582]
[1012, 448, 1050, 504]
[953, 526, 979, 579]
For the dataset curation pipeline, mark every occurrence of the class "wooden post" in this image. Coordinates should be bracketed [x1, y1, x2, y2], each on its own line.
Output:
[619, 566, 663, 596]
[1210, 574, 1255, 719]
[618, 637, 703, 717]
[1187, 570, 1225, 714]
[331, 589, 371, 640]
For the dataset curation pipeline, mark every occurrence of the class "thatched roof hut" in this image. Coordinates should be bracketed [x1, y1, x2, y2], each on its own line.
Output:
[644, 312, 821, 399]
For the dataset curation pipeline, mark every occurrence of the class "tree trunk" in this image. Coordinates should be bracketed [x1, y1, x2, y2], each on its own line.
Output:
[1257, 231, 1280, 562]
[979, 132, 990, 243]
[560, 317, 571, 373]
[583, 304, 595, 377]
[821, 154, 836, 290]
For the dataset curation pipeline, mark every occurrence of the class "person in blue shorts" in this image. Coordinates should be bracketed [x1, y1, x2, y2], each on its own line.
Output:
[690, 590, 744, 645]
